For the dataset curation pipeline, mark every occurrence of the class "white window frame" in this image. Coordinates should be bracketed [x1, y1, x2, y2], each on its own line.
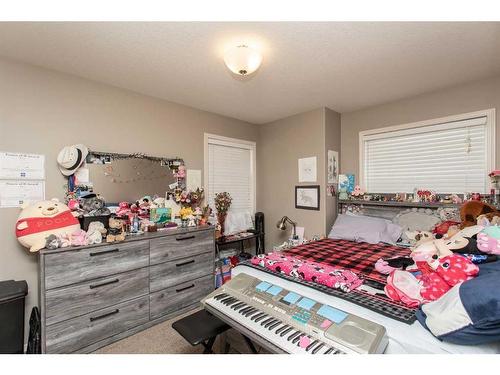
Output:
[204, 133, 257, 214]
[359, 108, 496, 193]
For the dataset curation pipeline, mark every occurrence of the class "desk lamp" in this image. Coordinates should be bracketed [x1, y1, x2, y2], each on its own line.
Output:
[276, 216, 298, 240]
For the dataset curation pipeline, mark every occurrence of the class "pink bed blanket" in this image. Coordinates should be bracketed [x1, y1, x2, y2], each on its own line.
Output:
[251, 252, 363, 292]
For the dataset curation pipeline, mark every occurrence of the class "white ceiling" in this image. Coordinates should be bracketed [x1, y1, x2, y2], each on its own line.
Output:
[1, 22, 499, 124]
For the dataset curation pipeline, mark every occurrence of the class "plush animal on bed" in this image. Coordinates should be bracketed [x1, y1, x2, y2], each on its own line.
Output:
[384, 239, 479, 306]
[16, 199, 81, 253]
[460, 201, 500, 228]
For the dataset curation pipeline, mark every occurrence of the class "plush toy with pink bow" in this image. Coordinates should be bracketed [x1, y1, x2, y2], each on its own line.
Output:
[384, 239, 479, 307]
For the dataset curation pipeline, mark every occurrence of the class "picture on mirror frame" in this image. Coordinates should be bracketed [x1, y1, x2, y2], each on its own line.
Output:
[295, 185, 320, 210]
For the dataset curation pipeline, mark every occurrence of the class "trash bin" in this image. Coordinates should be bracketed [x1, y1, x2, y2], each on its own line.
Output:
[0, 280, 28, 354]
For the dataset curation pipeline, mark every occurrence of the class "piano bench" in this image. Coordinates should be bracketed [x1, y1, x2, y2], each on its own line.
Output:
[172, 309, 231, 354]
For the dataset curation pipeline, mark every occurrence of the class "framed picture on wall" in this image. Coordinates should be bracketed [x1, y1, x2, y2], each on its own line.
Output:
[295, 185, 320, 210]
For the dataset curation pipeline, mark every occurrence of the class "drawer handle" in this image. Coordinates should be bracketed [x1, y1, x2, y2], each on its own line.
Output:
[89, 278, 119, 289]
[90, 248, 119, 257]
[175, 284, 195, 293]
[176, 235, 195, 241]
[176, 259, 195, 267]
[89, 309, 120, 322]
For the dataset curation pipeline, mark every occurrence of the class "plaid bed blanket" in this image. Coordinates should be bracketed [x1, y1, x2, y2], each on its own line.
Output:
[283, 238, 411, 283]
[246, 238, 417, 324]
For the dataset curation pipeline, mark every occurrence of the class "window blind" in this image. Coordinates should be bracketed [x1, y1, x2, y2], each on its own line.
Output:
[207, 141, 254, 215]
[362, 116, 489, 194]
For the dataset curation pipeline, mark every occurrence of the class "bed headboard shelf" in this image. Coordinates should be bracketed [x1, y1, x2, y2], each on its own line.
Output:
[337, 199, 460, 209]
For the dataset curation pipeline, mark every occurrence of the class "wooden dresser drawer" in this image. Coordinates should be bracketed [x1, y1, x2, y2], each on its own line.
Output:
[149, 275, 213, 320]
[45, 295, 149, 354]
[150, 251, 213, 292]
[150, 229, 214, 265]
[45, 267, 149, 326]
[44, 240, 149, 290]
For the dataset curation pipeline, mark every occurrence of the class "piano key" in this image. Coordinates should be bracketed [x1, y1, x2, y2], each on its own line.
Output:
[275, 325, 289, 335]
[231, 302, 246, 310]
[227, 299, 241, 307]
[324, 347, 334, 354]
[306, 340, 319, 352]
[312, 343, 324, 354]
[280, 327, 293, 337]
[239, 306, 253, 315]
[222, 297, 237, 305]
[264, 319, 278, 328]
[244, 308, 259, 317]
[292, 333, 304, 345]
[287, 331, 301, 342]
[254, 314, 268, 323]
[268, 321, 281, 330]
[214, 293, 228, 300]
[251, 312, 265, 321]
[219, 296, 233, 303]
[260, 317, 274, 326]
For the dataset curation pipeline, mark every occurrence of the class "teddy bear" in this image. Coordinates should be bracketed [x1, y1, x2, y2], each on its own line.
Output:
[44, 234, 63, 250]
[87, 221, 107, 245]
[106, 216, 126, 243]
[79, 194, 111, 216]
[16, 198, 81, 253]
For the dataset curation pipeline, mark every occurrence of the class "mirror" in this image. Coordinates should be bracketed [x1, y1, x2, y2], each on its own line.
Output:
[83, 151, 184, 204]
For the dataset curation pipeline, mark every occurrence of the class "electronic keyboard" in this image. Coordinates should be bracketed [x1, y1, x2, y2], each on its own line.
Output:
[202, 273, 388, 354]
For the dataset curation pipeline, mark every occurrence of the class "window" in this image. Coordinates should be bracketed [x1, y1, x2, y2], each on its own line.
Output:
[359, 109, 496, 194]
[204, 133, 256, 215]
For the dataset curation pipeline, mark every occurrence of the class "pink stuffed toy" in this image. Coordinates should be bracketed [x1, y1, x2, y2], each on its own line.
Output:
[477, 226, 500, 255]
[385, 239, 479, 306]
[68, 229, 89, 247]
[419, 254, 479, 301]
[116, 201, 131, 217]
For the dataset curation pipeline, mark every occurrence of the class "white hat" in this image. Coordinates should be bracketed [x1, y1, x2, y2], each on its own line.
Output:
[57, 144, 89, 176]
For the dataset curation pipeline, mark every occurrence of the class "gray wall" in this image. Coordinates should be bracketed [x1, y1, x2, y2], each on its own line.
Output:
[257, 107, 341, 248]
[341, 75, 500, 176]
[324, 108, 341, 233]
[0, 57, 258, 342]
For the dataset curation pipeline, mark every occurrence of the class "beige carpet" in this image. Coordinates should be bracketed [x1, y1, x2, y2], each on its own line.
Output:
[94, 308, 263, 354]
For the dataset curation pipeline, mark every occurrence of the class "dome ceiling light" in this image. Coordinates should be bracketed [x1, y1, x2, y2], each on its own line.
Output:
[223, 44, 263, 76]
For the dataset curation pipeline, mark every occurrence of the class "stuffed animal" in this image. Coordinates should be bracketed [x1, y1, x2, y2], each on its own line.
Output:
[68, 229, 89, 246]
[16, 199, 81, 252]
[460, 201, 500, 228]
[116, 201, 131, 217]
[385, 239, 479, 306]
[477, 226, 500, 255]
[44, 234, 63, 250]
[433, 220, 460, 237]
[419, 253, 479, 301]
[87, 221, 107, 244]
[106, 216, 125, 242]
[79, 194, 111, 216]
[405, 230, 434, 246]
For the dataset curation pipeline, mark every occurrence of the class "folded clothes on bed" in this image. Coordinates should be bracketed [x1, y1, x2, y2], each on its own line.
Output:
[251, 252, 363, 292]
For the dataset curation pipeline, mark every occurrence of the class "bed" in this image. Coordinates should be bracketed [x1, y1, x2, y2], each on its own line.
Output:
[235, 238, 500, 354]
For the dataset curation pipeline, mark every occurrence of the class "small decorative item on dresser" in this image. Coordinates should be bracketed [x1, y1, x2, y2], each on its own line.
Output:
[106, 216, 126, 243]
[214, 192, 232, 236]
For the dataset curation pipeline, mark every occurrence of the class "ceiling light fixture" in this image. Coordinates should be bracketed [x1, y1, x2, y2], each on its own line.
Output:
[223, 44, 262, 76]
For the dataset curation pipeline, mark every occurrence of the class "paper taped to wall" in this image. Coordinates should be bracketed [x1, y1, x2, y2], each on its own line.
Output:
[0, 152, 45, 180]
[0, 180, 45, 208]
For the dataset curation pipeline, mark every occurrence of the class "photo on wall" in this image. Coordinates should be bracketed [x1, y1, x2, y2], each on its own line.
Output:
[327, 150, 338, 184]
[295, 185, 320, 210]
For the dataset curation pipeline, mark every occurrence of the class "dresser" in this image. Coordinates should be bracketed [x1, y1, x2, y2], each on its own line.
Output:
[38, 225, 215, 353]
